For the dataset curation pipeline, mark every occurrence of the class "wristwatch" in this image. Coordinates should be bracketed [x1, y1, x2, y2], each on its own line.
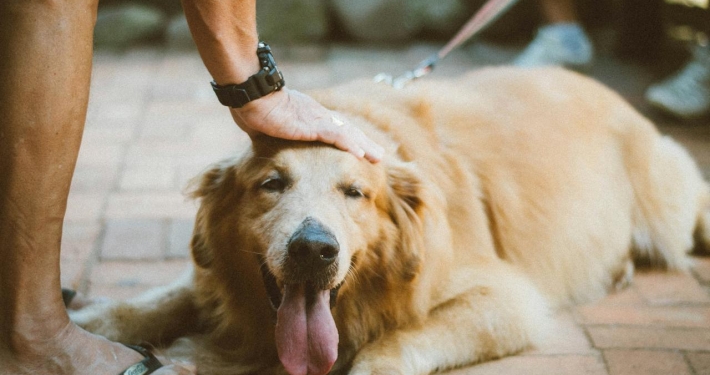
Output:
[210, 42, 285, 108]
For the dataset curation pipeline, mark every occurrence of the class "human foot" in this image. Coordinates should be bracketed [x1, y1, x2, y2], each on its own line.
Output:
[514, 23, 594, 70]
[0, 321, 194, 375]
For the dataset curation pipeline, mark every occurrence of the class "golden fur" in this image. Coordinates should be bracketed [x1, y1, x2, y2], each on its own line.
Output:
[71, 67, 710, 375]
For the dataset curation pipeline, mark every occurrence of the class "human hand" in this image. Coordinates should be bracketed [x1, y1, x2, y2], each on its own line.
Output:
[229, 88, 385, 163]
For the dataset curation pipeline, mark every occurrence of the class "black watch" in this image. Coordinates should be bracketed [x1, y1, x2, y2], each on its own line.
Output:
[210, 42, 285, 108]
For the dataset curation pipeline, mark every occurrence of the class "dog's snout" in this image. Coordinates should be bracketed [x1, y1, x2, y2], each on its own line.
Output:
[287, 218, 339, 267]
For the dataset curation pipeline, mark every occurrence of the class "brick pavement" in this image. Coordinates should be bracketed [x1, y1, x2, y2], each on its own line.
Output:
[60, 43, 710, 375]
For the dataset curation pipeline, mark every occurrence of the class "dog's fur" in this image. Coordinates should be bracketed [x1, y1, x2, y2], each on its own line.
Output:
[71, 67, 710, 375]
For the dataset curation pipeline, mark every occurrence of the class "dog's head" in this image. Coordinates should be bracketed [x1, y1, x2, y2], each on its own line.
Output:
[189, 130, 425, 375]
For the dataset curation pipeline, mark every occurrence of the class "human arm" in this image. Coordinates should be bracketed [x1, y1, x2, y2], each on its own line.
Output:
[181, 0, 384, 162]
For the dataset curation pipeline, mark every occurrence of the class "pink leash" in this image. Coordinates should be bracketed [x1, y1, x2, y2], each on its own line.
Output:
[376, 0, 520, 88]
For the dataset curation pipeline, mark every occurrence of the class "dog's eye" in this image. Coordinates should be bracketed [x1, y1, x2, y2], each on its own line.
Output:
[260, 177, 286, 192]
[344, 187, 365, 199]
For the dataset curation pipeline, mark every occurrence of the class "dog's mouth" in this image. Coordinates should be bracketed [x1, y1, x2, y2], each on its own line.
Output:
[260, 261, 341, 311]
[260, 260, 341, 375]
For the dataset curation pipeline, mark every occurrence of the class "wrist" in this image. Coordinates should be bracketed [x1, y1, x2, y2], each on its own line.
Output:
[211, 42, 285, 109]
[210, 42, 261, 85]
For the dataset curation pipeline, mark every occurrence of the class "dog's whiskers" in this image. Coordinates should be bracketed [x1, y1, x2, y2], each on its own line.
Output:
[236, 249, 262, 256]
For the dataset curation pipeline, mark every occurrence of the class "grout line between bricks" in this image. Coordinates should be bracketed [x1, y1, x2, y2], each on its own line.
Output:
[162, 217, 170, 260]
[583, 326, 611, 375]
[683, 351, 698, 375]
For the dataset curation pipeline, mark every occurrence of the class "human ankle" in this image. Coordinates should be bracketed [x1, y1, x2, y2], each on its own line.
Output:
[1, 317, 74, 361]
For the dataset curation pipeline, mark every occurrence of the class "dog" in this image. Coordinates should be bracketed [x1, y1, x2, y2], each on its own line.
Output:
[71, 67, 710, 375]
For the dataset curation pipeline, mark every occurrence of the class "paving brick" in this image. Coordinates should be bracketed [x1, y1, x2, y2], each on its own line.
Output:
[189, 119, 246, 146]
[150, 78, 212, 102]
[100, 219, 164, 260]
[633, 271, 710, 305]
[143, 99, 215, 119]
[105, 192, 198, 219]
[589, 285, 646, 307]
[576, 305, 710, 328]
[529, 311, 594, 355]
[87, 283, 153, 301]
[444, 355, 607, 375]
[85, 101, 144, 126]
[75, 142, 125, 169]
[685, 351, 710, 375]
[70, 165, 119, 193]
[283, 62, 336, 90]
[64, 193, 105, 223]
[123, 142, 235, 169]
[89, 259, 191, 287]
[81, 126, 135, 145]
[692, 256, 710, 284]
[138, 120, 191, 142]
[60, 222, 101, 288]
[588, 326, 710, 351]
[168, 218, 195, 258]
[604, 349, 691, 375]
[119, 165, 177, 191]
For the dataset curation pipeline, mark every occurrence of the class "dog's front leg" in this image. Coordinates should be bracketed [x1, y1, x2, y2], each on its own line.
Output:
[70, 267, 200, 347]
[348, 266, 552, 375]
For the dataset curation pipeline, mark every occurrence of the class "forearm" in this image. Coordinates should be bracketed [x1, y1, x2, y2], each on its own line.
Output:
[181, 0, 261, 84]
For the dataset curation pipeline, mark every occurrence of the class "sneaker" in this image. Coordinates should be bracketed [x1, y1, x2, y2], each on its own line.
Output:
[514, 23, 594, 70]
[645, 45, 710, 120]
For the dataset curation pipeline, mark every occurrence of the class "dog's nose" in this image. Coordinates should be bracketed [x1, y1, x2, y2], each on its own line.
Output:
[287, 218, 339, 267]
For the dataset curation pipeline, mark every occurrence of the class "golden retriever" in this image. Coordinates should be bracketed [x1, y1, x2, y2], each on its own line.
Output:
[71, 67, 710, 375]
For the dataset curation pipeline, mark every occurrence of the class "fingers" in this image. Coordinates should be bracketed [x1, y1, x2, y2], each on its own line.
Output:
[355, 129, 385, 163]
[317, 116, 385, 163]
[231, 88, 385, 163]
[153, 363, 197, 375]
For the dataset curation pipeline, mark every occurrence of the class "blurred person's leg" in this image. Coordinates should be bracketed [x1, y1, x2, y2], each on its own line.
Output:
[645, 43, 710, 120]
[0, 1, 154, 374]
[645, 8, 710, 120]
[514, 0, 594, 69]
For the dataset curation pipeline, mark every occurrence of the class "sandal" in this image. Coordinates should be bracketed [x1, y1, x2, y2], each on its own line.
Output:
[61, 288, 77, 307]
[120, 344, 164, 375]
[62, 289, 165, 374]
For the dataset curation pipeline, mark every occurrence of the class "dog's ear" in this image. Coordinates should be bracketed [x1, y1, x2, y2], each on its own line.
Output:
[187, 161, 240, 269]
[190, 212, 213, 269]
[188, 160, 235, 200]
[385, 160, 425, 281]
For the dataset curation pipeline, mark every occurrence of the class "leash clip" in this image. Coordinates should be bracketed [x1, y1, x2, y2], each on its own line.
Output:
[375, 54, 439, 89]
[374, 0, 519, 89]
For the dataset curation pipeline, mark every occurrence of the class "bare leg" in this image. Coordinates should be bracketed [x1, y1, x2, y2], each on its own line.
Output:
[514, 0, 592, 68]
[0, 1, 159, 374]
[539, 0, 579, 24]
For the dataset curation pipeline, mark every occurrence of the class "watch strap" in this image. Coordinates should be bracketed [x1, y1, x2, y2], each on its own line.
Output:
[211, 42, 285, 108]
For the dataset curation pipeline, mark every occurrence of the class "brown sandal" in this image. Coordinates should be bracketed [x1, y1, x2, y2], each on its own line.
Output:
[119, 344, 164, 375]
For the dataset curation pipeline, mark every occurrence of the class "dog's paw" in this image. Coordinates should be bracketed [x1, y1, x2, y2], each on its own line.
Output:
[348, 365, 403, 375]
[348, 358, 405, 375]
[69, 303, 125, 342]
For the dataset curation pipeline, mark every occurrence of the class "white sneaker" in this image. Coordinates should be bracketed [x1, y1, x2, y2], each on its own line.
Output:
[645, 45, 710, 120]
[514, 23, 594, 70]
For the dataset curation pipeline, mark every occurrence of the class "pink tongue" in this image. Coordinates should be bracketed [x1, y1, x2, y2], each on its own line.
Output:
[275, 284, 339, 375]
